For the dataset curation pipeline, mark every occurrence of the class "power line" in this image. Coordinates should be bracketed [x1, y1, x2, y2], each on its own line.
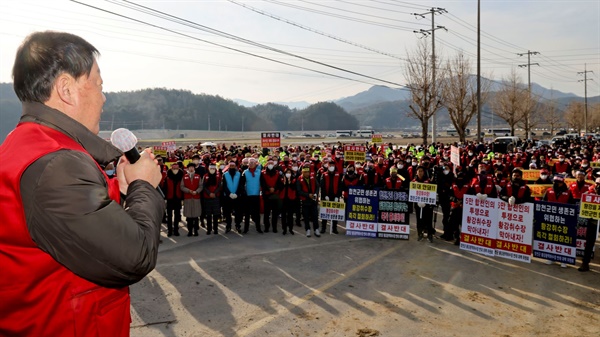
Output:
[227, 0, 406, 61]
[70, 0, 407, 88]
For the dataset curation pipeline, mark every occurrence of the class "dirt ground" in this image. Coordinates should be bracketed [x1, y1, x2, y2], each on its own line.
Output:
[129, 213, 600, 337]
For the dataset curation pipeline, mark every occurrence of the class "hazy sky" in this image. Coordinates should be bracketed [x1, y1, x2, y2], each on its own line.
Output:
[1, 0, 598, 104]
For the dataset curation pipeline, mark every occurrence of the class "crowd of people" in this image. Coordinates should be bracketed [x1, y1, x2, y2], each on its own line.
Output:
[113, 136, 600, 272]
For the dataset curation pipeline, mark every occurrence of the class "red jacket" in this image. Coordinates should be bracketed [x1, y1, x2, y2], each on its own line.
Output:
[183, 173, 202, 199]
[0, 123, 129, 337]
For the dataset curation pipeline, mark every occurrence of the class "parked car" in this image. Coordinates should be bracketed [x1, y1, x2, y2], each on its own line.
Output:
[493, 136, 521, 154]
[555, 130, 567, 136]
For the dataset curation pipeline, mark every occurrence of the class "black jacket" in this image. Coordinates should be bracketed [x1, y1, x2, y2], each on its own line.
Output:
[19, 102, 165, 288]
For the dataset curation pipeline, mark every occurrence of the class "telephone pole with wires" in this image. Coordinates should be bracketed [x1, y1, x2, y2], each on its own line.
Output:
[518, 50, 539, 140]
[578, 64, 594, 133]
[413, 7, 447, 144]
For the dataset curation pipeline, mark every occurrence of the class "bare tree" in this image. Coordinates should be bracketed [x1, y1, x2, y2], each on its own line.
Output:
[540, 97, 562, 135]
[564, 101, 585, 133]
[405, 40, 445, 145]
[517, 94, 540, 139]
[589, 103, 600, 132]
[492, 69, 528, 136]
[441, 51, 491, 143]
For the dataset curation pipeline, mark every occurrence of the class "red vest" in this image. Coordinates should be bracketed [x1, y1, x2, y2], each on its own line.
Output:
[452, 184, 469, 208]
[299, 175, 317, 201]
[323, 172, 340, 195]
[0, 122, 129, 337]
[570, 182, 591, 200]
[343, 175, 360, 199]
[471, 176, 495, 195]
[505, 183, 528, 199]
[165, 176, 183, 200]
[385, 177, 403, 190]
[202, 173, 221, 198]
[262, 170, 281, 196]
[554, 161, 569, 173]
[281, 178, 297, 200]
[183, 173, 201, 199]
[546, 189, 571, 204]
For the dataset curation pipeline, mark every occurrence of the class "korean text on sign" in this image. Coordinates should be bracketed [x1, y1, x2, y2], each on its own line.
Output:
[261, 132, 281, 148]
[495, 201, 534, 263]
[460, 195, 499, 257]
[345, 187, 378, 238]
[408, 182, 437, 205]
[319, 201, 346, 221]
[532, 201, 578, 265]
[343, 145, 366, 162]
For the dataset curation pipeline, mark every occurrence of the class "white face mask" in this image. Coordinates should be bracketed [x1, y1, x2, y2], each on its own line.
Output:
[468, 152, 473, 156]
[267, 164, 274, 170]
[209, 168, 216, 174]
[540, 175, 548, 180]
[172, 169, 179, 174]
[443, 170, 450, 175]
[355, 164, 361, 168]
[531, 160, 536, 163]
[582, 165, 588, 168]
[323, 164, 329, 168]
[412, 162, 417, 166]
[285, 173, 292, 178]
[188, 170, 195, 175]
[397, 164, 404, 169]
[560, 158, 565, 162]
[220, 165, 225, 170]
[292, 166, 298, 171]
[328, 166, 335, 172]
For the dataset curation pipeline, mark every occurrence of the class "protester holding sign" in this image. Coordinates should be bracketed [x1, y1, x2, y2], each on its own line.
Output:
[499, 168, 533, 206]
[413, 166, 435, 242]
[297, 165, 321, 237]
[579, 179, 600, 272]
[449, 172, 469, 245]
[320, 163, 343, 234]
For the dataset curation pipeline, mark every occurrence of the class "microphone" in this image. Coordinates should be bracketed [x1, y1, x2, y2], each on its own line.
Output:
[110, 128, 164, 197]
[110, 128, 140, 164]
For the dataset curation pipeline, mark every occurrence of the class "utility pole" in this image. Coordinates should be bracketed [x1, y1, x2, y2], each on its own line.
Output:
[578, 64, 594, 133]
[413, 7, 447, 144]
[241, 115, 245, 132]
[208, 114, 211, 131]
[477, 0, 482, 142]
[219, 119, 221, 131]
[518, 50, 539, 140]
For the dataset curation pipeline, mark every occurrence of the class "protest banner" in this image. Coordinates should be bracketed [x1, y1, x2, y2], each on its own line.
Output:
[371, 134, 383, 144]
[460, 195, 498, 256]
[261, 132, 281, 148]
[591, 162, 600, 168]
[345, 187, 379, 238]
[162, 141, 176, 152]
[532, 201, 578, 265]
[530, 184, 552, 198]
[451, 146, 460, 174]
[522, 170, 540, 181]
[319, 200, 346, 222]
[579, 193, 600, 219]
[343, 145, 366, 162]
[153, 146, 168, 157]
[408, 182, 437, 205]
[377, 189, 410, 240]
[496, 201, 534, 263]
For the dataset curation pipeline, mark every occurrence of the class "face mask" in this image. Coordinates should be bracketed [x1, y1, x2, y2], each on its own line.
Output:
[412, 162, 417, 166]
[209, 168, 216, 174]
[443, 157, 449, 161]
[443, 170, 450, 175]
[469, 152, 473, 156]
[323, 164, 329, 168]
[582, 165, 588, 168]
[220, 165, 225, 170]
[292, 157, 297, 161]
[347, 170, 355, 175]
[397, 164, 404, 169]
[532, 160, 536, 163]
[193, 160, 200, 165]
[560, 158, 565, 162]
[267, 164, 274, 170]
[540, 175, 548, 180]
[105, 169, 115, 176]
[336, 154, 341, 158]
[292, 166, 298, 171]
[285, 173, 292, 178]
[355, 164, 361, 168]
[188, 170, 195, 175]
[328, 166, 335, 172]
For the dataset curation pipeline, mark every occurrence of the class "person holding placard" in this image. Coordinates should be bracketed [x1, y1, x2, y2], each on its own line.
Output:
[413, 166, 435, 243]
[499, 168, 533, 206]
[542, 175, 575, 268]
[580, 178, 600, 272]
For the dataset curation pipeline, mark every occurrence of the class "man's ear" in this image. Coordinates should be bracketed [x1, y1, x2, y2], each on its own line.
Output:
[54, 73, 76, 105]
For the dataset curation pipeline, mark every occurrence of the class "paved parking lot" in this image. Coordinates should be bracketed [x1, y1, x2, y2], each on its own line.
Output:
[130, 216, 600, 337]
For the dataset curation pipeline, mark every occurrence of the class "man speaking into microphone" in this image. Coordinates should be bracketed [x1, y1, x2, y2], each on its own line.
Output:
[0, 31, 165, 337]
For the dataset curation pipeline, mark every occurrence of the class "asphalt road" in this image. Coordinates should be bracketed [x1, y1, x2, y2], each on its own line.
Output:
[129, 215, 600, 337]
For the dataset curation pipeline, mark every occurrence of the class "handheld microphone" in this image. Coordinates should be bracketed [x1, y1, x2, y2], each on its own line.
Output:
[110, 128, 164, 197]
[110, 128, 140, 164]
